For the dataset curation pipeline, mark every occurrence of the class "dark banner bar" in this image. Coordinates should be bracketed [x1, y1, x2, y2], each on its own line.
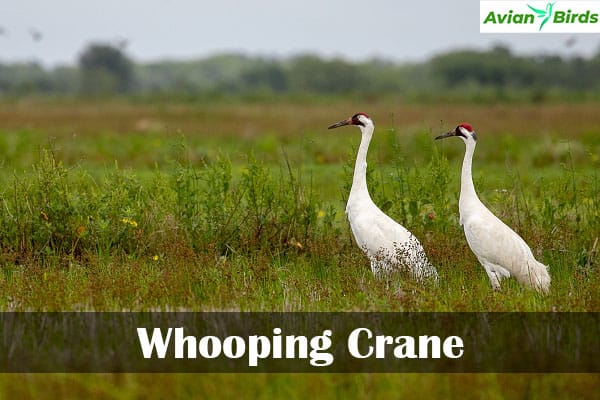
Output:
[0, 312, 597, 373]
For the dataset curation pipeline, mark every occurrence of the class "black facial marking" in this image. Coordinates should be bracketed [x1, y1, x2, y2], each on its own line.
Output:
[352, 114, 365, 127]
[455, 126, 467, 138]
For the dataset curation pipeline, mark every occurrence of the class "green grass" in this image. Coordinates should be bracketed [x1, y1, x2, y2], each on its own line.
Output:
[0, 98, 598, 398]
[0, 373, 598, 400]
[0, 100, 597, 311]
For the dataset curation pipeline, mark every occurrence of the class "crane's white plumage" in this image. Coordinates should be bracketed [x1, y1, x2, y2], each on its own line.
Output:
[328, 113, 438, 281]
[436, 123, 550, 292]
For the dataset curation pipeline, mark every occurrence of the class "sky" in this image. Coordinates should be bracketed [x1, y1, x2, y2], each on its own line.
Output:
[1, 0, 599, 67]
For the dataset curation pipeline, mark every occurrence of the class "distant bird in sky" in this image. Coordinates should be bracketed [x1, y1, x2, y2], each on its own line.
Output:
[328, 113, 438, 281]
[29, 28, 43, 42]
[564, 37, 577, 48]
[435, 123, 550, 292]
[0, 27, 7, 36]
[116, 37, 129, 49]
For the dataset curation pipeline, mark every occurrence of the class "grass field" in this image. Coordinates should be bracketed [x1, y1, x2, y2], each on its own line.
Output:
[0, 98, 598, 398]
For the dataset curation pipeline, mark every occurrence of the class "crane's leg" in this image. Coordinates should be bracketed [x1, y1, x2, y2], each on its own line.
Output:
[479, 259, 510, 291]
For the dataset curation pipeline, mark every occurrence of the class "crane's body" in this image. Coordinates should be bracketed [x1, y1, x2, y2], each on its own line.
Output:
[329, 113, 438, 281]
[436, 123, 550, 292]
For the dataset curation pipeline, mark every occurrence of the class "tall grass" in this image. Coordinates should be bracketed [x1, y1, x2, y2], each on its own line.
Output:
[0, 100, 597, 312]
[0, 140, 597, 311]
[0, 148, 336, 265]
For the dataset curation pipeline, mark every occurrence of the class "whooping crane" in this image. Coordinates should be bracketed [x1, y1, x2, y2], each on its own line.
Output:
[435, 123, 551, 293]
[328, 113, 438, 281]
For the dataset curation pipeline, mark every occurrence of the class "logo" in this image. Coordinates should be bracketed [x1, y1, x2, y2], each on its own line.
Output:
[527, 2, 554, 31]
[480, 1, 600, 33]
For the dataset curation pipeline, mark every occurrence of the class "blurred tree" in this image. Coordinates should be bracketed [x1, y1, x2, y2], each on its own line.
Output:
[0, 62, 53, 95]
[48, 66, 79, 93]
[287, 54, 364, 94]
[431, 45, 538, 89]
[79, 43, 134, 95]
[240, 61, 288, 93]
[1, 42, 600, 99]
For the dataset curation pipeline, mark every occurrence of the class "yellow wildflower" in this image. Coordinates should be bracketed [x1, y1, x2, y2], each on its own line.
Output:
[121, 218, 138, 227]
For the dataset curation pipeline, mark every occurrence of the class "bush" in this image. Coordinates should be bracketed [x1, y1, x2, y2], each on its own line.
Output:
[0, 149, 337, 265]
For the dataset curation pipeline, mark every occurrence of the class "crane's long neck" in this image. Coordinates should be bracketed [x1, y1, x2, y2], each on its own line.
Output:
[459, 139, 481, 213]
[348, 124, 374, 204]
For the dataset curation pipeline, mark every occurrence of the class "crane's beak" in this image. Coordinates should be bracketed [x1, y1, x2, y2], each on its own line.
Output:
[328, 118, 352, 129]
[435, 130, 455, 140]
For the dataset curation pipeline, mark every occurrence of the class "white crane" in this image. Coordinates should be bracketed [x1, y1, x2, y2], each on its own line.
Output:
[435, 123, 551, 292]
[328, 113, 438, 281]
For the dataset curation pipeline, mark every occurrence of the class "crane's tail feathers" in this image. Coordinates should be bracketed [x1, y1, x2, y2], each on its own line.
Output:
[412, 262, 439, 283]
[525, 260, 551, 293]
[369, 256, 439, 283]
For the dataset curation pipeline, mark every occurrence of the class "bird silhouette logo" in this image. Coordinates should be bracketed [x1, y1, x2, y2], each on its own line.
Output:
[527, 2, 555, 31]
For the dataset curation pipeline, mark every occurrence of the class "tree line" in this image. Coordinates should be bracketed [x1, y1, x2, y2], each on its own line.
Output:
[1, 42, 600, 101]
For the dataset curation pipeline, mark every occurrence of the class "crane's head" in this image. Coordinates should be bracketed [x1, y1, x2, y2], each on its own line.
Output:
[328, 113, 373, 130]
[435, 122, 477, 143]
